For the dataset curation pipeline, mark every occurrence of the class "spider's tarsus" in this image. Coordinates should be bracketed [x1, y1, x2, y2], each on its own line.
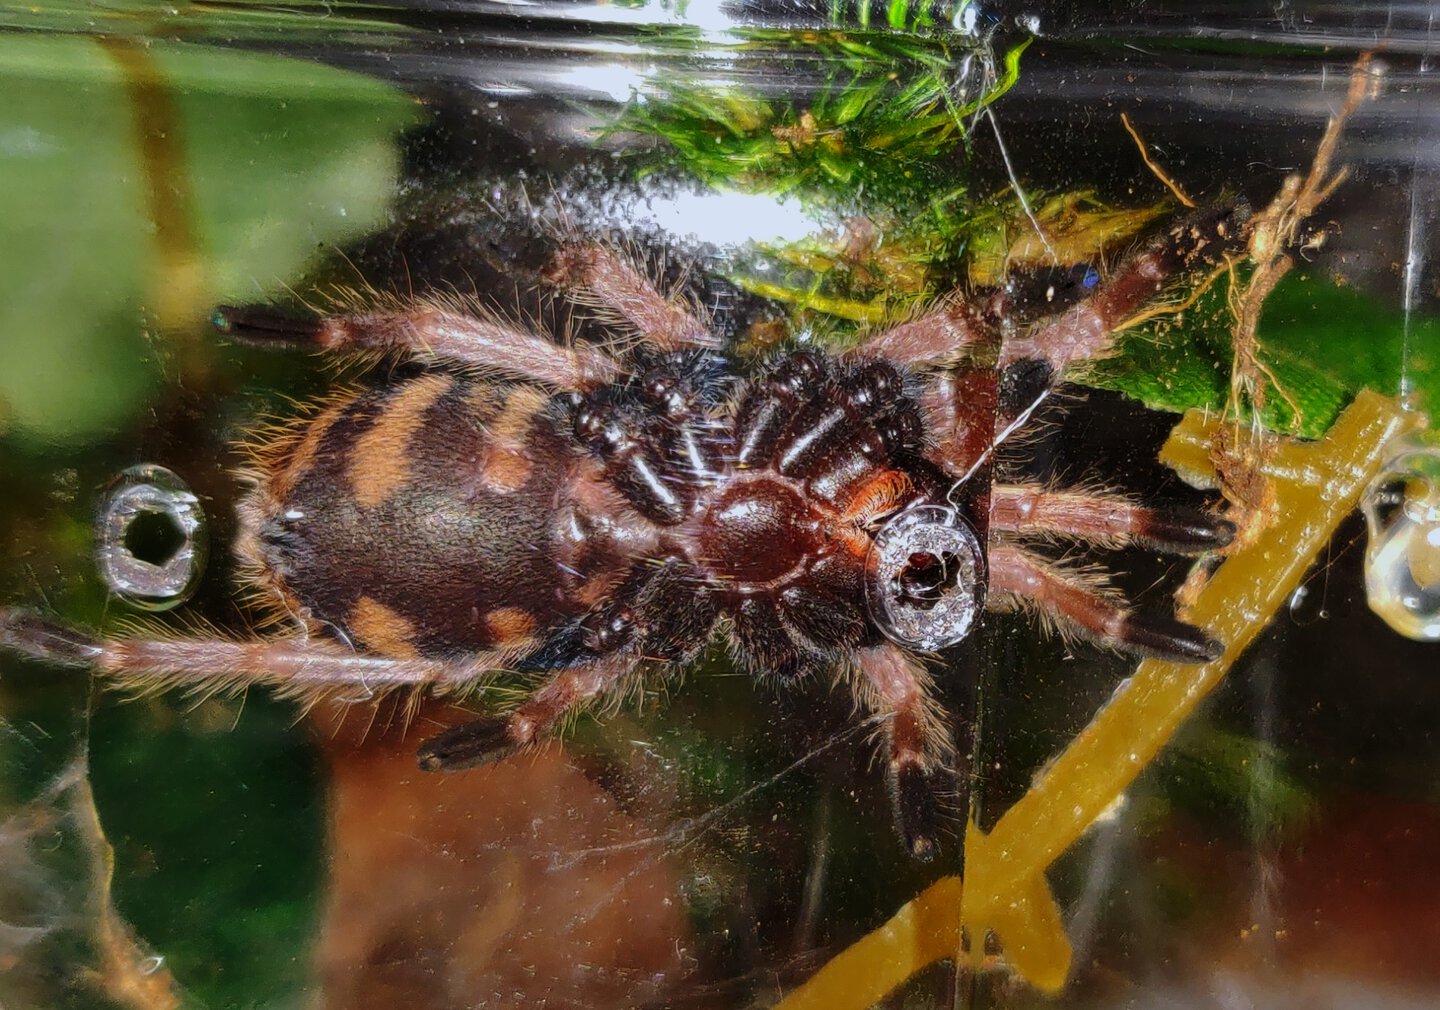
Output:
[894, 763, 940, 863]
[0, 609, 103, 667]
[997, 359, 1055, 414]
[1119, 614, 1224, 664]
[1165, 198, 1251, 266]
[213, 305, 323, 346]
[416, 716, 519, 772]
[1134, 509, 1237, 554]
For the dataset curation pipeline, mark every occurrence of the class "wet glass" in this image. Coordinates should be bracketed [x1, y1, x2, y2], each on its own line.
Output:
[1, 2, 1438, 1009]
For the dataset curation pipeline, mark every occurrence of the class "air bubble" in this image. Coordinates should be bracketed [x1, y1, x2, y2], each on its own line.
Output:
[865, 505, 985, 651]
[1361, 433, 1440, 641]
[96, 464, 207, 611]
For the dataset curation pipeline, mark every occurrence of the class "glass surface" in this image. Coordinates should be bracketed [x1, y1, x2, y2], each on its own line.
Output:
[1, 3, 1438, 1009]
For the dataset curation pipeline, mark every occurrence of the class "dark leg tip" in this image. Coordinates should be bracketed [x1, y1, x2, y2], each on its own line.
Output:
[998, 359, 1056, 416]
[416, 716, 519, 772]
[1208, 517, 1239, 549]
[1139, 508, 1237, 553]
[212, 305, 322, 346]
[894, 763, 941, 863]
[1, 609, 102, 667]
[1120, 614, 1224, 664]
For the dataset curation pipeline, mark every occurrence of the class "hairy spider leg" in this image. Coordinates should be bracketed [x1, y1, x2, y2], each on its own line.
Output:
[843, 296, 992, 368]
[878, 204, 1244, 479]
[987, 544, 1222, 663]
[544, 244, 720, 351]
[418, 560, 718, 771]
[416, 655, 631, 770]
[0, 609, 501, 697]
[214, 304, 624, 391]
[991, 483, 1237, 553]
[999, 203, 1245, 371]
[831, 205, 1245, 483]
[912, 366, 1007, 485]
[855, 644, 952, 863]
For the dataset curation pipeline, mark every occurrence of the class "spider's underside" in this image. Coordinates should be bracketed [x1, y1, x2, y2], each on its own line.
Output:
[0, 211, 1241, 860]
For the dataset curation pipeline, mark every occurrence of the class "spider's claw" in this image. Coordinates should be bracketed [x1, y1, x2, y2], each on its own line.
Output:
[1119, 614, 1224, 664]
[0, 609, 103, 667]
[894, 763, 941, 863]
[417, 716, 520, 772]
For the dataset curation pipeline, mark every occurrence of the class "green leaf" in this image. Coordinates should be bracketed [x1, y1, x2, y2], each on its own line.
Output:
[1087, 272, 1434, 438]
[0, 35, 419, 446]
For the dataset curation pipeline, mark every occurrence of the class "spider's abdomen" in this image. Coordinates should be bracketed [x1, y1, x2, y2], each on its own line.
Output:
[239, 373, 644, 659]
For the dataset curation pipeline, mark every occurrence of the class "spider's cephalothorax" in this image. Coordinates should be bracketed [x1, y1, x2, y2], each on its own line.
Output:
[0, 220, 1240, 860]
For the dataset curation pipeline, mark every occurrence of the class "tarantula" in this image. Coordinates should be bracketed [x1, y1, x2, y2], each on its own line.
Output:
[0, 210, 1239, 860]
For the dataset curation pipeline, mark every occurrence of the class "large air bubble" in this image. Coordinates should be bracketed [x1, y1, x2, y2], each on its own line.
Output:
[865, 505, 985, 651]
[95, 464, 207, 611]
[1362, 432, 1440, 641]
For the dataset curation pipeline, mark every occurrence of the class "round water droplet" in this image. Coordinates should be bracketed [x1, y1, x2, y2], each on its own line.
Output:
[1361, 432, 1440, 641]
[96, 464, 207, 611]
[866, 505, 985, 651]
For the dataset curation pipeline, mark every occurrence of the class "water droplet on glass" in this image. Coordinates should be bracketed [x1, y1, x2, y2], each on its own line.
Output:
[866, 505, 984, 651]
[96, 464, 207, 611]
[1362, 432, 1440, 641]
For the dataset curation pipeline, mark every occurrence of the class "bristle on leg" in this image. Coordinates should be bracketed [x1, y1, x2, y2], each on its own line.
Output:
[856, 645, 953, 862]
[991, 485, 1236, 554]
[989, 544, 1225, 665]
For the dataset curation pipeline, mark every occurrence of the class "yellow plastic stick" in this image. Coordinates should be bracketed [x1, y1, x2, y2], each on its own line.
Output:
[775, 390, 1419, 1008]
[772, 876, 965, 1010]
[961, 391, 1417, 982]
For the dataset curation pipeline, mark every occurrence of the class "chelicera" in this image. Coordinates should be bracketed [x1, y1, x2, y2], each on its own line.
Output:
[0, 211, 1240, 860]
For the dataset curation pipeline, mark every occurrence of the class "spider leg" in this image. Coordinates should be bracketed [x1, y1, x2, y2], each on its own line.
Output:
[416, 655, 631, 771]
[214, 304, 622, 390]
[987, 544, 1222, 663]
[843, 296, 992, 368]
[991, 483, 1236, 553]
[999, 204, 1243, 372]
[855, 644, 953, 862]
[545, 244, 720, 351]
[571, 368, 732, 525]
[0, 609, 498, 696]
[917, 366, 1004, 480]
[420, 558, 718, 771]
